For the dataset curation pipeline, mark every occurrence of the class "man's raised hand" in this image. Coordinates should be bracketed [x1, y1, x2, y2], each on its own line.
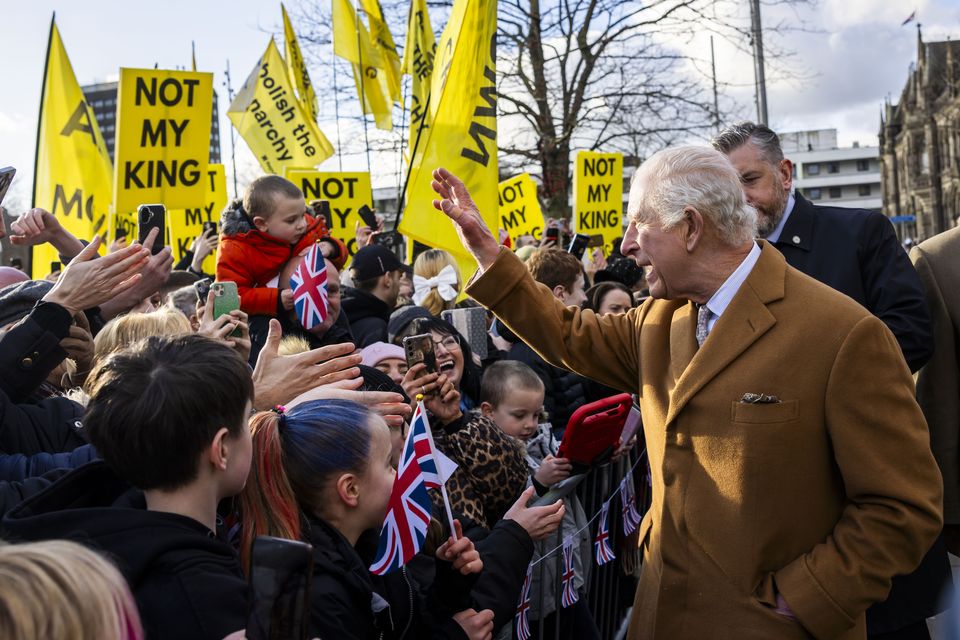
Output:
[431, 168, 500, 271]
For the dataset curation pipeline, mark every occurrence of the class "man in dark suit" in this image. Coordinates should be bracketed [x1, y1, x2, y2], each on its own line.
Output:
[714, 122, 944, 640]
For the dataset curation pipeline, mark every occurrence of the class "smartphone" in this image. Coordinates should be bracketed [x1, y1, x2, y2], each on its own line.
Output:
[309, 200, 332, 229]
[358, 204, 379, 230]
[50, 261, 61, 274]
[194, 277, 212, 303]
[9, 258, 23, 271]
[202, 221, 217, 237]
[587, 234, 605, 248]
[441, 308, 488, 359]
[567, 233, 590, 260]
[211, 281, 242, 337]
[115, 227, 128, 242]
[245, 536, 314, 640]
[137, 204, 166, 255]
[371, 230, 402, 250]
[403, 333, 437, 376]
[619, 403, 642, 446]
[0, 167, 16, 207]
[544, 227, 560, 243]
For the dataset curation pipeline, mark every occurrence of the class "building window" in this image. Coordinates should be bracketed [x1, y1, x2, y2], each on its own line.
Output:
[828, 187, 842, 198]
[827, 162, 839, 174]
[856, 159, 869, 171]
[807, 188, 822, 200]
[858, 184, 872, 197]
[792, 165, 797, 178]
[806, 164, 820, 176]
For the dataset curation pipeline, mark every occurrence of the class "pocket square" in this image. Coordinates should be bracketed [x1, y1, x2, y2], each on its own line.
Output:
[739, 392, 781, 404]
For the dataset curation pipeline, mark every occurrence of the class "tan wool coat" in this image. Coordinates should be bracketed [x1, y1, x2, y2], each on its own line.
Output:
[467, 242, 942, 640]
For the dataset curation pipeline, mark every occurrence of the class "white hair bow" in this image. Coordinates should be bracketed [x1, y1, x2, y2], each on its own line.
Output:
[412, 265, 459, 306]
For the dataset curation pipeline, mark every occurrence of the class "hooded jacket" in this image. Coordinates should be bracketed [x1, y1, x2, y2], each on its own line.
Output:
[2, 462, 249, 640]
[218, 208, 347, 316]
[306, 516, 470, 640]
[341, 286, 391, 348]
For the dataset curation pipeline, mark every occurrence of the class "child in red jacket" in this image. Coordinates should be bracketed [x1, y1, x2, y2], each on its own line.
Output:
[217, 176, 347, 316]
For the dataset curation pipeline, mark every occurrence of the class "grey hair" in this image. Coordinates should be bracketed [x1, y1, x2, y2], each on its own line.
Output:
[710, 121, 784, 166]
[628, 145, 757, 247]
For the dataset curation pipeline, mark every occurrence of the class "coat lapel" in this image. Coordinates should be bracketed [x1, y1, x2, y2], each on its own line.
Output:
[663, 243, 786, 428]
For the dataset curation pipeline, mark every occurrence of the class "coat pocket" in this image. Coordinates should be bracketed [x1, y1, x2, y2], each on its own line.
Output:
[730, 400, 799, 424]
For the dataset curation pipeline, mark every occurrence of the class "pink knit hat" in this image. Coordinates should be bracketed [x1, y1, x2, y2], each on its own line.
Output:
[360, 341, 406, 368]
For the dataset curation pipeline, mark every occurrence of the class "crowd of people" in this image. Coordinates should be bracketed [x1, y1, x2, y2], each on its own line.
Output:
[0, 120, 957, 640]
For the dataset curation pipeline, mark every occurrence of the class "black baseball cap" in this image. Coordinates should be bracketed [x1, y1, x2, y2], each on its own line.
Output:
[351, 244, 406, 281]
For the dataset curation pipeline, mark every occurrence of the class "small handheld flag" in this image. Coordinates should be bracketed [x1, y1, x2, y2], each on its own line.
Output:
[369, 400, 456, 575]
[620, 470, 643, 536]
[515, 563, 533, 640]
[290, 243, 329, 330]
[561, 537, 579, 608]
[594, 501, 616, 566]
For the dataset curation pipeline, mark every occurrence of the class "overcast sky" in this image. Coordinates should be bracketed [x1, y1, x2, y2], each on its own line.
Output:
[1, 0, 957, 210]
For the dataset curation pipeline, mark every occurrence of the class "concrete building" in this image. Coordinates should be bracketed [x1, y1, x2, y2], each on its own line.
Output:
[780, 128, 882, 211]
[81, 81, 222, 164]
[880, 27, 960, 241]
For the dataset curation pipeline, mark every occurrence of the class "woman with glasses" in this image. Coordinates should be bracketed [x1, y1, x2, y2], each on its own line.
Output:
[400, 317, 528, 531]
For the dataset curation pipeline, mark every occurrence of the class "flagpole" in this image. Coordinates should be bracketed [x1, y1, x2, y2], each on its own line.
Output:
[396, 76, 408, 215]
[393, 91, 430, 231]
[354, 0, 373, 174]
[32, 13, 56, 211]
[331, 50, 344, 172]
[417, 395, 458, 540]
[224, 59, 239, 199]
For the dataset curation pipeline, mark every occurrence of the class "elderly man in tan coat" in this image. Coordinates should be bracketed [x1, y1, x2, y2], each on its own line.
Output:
[428, 146, 942, 640]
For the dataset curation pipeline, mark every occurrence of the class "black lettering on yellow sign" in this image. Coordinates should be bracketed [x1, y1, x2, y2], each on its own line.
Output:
[52, 185, 87, 221]
[60, 101, 98, 147]
[498, 180, 526, 206]
[578, 209, 620, 230]
[140, 118, 189, 147]
[501, 206, 528, 229]
[583, 156, 617, 176]
[461, 34, 497, 167]
[586, 183, 612, 202]
[300, 176, 359, 201]
[185, 202, 216, 226]
[251, 60, 318, 160]
[135, 77, 201, 107]
[124, 159, 201, 189]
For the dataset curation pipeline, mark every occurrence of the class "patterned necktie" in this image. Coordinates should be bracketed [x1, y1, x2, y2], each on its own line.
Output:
[695, 303, 711, 347]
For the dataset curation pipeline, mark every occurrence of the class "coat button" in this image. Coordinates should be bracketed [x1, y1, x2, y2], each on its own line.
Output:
[792, 235, 801, 244]
[20, 357, 33, 368]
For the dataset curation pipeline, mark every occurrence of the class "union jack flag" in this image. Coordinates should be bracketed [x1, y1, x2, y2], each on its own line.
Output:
[561, 537, 578, 608]
[290, 243, 329, 330]
[369, 402, 441, 575]
[594, 501, 616, 566]
[515, 563, 533, 640]
[620, 470, 643, 536]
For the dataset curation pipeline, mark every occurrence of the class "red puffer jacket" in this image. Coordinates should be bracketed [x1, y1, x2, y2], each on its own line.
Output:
[217, 211, 347, 316]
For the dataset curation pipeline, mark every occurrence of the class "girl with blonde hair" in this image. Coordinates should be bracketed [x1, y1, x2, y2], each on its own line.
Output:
[412, 249, 462, 316]
[0, 539, 143, 640]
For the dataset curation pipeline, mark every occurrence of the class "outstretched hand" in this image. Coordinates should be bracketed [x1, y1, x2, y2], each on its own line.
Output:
[431, 168, 500, 271]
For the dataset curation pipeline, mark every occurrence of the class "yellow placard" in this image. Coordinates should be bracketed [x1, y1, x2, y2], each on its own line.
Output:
[113, 68, 213, 221]
[228, 40, 335, 175]
[498, 173, 545, 242]
[285, 170, 373, 258]
[32, 20, 113, 278]
[168, 164, 227, 274]
[573, 151, 623, 254]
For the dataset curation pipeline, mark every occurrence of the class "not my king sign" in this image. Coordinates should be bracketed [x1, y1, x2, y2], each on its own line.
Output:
[114, 68, 213, 218]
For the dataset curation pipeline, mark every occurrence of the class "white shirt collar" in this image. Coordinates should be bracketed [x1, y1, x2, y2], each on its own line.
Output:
[764, 191, 795, 243]
[703, 241, 763, 331]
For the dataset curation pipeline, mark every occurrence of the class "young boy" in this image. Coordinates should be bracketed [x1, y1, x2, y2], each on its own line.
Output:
[2, 334, 254, 639]
[480, 360, 599, 639]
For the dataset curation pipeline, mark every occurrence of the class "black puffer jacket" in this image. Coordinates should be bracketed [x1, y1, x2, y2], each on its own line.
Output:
[306, 516, 474, 640]
[2, 462, 250, 640]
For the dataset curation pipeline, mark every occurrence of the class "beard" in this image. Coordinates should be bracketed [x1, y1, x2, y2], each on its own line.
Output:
[754, 180, 790, 238]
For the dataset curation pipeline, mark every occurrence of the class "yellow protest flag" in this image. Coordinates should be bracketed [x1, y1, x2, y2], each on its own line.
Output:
[332, 0, 393, 131]
[168, 164, 227, 274]
[401, 0, 435, 154]
[498, 173, 545, 242]
[31, 18, 113, 279]
[282, 3, 319, 121]
[113, 68, 213, 223]
[228, 39, 335, 174]
[573, 151, 623, 255]
[360, 0, 402, 103]
[285, 169, 373, 258]
[399, 0, 498, 271]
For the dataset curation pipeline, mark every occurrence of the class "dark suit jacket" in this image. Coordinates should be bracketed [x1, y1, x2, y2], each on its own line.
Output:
[774, 194, 945, 633]
[772, 194, 932, 372]
[468, 243, 942, 640]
